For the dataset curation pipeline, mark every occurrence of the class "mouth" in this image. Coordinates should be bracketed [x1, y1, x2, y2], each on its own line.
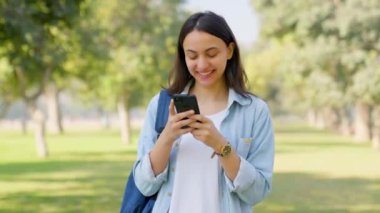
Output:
[197, 70, 214, 78]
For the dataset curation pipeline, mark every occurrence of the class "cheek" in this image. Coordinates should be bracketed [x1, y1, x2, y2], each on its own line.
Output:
[185, 59, 196, 71]
[215, 57, 228, 70]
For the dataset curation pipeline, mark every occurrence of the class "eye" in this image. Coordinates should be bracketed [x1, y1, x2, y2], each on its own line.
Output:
[207, 53, 217, 58]
[206, 49, 218, 58]
[187, 53, 197, 60]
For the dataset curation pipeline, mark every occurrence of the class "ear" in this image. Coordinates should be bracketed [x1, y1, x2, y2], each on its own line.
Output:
[227, 42, 235, 60]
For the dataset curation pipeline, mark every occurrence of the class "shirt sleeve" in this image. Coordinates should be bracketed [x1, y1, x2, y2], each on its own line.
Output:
[133, 94, 169, 196]
[224, 101, 275, 205]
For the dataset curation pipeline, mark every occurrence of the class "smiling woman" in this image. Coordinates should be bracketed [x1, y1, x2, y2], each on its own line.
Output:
[129, 11, 275, 213]
[183, 30, 234, 89]
[183, 30, 234, 87]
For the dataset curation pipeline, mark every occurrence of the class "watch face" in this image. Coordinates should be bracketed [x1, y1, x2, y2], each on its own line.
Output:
[222, 144, 231, 156]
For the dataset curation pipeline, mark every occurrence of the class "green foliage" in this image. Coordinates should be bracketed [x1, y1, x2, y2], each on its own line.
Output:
[71, 0, 185, 110]
[0, 0, 85, 99]
[1, 0, 185, 112]
[244, 40, 285, 112]
[350, 58, 380, 104]
[253, 0, 380, 113]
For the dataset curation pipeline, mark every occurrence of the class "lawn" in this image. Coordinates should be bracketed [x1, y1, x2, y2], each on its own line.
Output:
[1, 123, 380, 212]
[0, 129, 137, 213]
[255, 124, 380, 213]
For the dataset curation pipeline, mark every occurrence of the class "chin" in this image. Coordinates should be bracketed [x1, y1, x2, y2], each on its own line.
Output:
[196, 79, 217, 87]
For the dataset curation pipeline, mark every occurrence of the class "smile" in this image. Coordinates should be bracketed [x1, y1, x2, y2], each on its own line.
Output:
[198, 70, 214, 77]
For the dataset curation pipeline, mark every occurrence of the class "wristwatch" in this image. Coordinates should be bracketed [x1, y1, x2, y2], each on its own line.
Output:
[211, 143, 232, 158]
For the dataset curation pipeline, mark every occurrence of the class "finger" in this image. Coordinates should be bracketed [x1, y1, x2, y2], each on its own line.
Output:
[178, 118, 195, 128]
[189, 114, 208, 123]
[190, 128, 205, 139]
[187, 120, 203, 129]
[175, 110, 195, 121]
[169, 100, 176, 116]
[179, 127, 194, 135]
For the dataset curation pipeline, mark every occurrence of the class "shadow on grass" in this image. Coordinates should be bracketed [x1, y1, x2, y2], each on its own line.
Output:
[2, 170, 379, 212]
[255, 172, 380, 213]
[0, 158, 135, 212]
[0, 150, 137, 177]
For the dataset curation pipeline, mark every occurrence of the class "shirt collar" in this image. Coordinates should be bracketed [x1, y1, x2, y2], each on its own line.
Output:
[181, 81, 193, 94]
[227, 88, 251, 108]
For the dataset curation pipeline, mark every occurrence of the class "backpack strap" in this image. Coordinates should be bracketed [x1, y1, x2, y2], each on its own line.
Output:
[154, 89, 171, 134]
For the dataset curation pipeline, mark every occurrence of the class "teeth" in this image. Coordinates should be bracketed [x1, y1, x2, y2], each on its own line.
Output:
[199, 71, 212, 76]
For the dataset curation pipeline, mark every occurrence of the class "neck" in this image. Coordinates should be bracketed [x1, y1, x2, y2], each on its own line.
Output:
[190, 81, 228, 103]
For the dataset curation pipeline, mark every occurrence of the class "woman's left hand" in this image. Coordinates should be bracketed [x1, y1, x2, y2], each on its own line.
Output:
[187, 114, 227, 150]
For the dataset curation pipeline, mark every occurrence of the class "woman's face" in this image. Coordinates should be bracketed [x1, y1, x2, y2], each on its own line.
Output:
[183, 30, 234, 88]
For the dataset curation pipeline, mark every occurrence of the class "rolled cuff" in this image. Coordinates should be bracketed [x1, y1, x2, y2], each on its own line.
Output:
[225, 156, 256, 192]
[134, 154, 168, 196]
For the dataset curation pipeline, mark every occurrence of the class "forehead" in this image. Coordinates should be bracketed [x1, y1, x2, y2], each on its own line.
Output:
[183, 30, 226, 51]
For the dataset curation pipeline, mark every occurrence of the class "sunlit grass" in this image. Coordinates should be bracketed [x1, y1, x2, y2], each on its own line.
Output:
[255, 123, 380, 212]
[0, 128, 138, 213]
[1, 124, 380, 212]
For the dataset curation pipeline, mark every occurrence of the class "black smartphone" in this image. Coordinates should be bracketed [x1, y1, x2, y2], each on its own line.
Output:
[172, 94, 200, 114]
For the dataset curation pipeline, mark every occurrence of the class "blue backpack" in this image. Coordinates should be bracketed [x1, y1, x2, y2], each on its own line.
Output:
[120, 90, 171, 213]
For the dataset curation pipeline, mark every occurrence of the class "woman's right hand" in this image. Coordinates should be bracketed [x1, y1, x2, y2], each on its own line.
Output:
[159, 100, 195, 145]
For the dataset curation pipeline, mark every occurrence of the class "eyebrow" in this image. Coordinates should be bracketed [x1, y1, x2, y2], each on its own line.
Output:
[185, 47, 219, 54]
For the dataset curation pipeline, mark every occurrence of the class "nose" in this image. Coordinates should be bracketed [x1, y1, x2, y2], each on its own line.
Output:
[196, 56, 208, 71]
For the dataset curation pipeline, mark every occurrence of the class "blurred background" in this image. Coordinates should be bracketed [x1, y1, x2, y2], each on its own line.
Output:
[0, 0, 379, 212]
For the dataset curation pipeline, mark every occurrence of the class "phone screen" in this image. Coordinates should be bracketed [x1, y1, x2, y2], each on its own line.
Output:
[173, 94, 200, 114]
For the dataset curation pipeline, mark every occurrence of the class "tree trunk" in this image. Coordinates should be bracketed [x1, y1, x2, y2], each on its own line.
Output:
[322, 107, 340, 131]
[354, 102, 372, 142]
[14, 65, 51, 157]
[102, 112, 111, 129]
[97, 106, 111, 129]
[315, 109, 326, 129]
[339, 107, 353, 136]
[45, 82, 63, 134]
[21, 116, 27, 135]
[307, 109, 317, 127]
[117, 94, 131, 145]
[372, 105, 380, 150]
[26, 100, 48, 158]
[0, 101, 10, 118]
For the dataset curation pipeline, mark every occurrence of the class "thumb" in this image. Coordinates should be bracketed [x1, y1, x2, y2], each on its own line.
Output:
[169, 99, 176, 116]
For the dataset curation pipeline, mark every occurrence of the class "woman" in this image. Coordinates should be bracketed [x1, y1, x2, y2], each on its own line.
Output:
[134, 11, 274, 213]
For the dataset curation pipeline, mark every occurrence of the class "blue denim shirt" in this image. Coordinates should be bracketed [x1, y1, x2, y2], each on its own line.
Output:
[134, 88, 274, 213]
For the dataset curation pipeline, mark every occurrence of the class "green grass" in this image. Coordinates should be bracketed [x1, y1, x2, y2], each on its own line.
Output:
[0, 129, 138, 213]
[254, 124, 380, 213]
[1, 124, 380, 212]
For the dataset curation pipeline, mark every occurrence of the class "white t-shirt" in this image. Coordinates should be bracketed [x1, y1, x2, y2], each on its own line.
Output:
[169, 109, 227, 213]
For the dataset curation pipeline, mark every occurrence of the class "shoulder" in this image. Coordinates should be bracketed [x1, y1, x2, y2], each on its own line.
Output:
[145, 93, 160, 117]
[148, 93, 160, 107]
[242, 94, 269, 111]
[240, 94, 272, 120]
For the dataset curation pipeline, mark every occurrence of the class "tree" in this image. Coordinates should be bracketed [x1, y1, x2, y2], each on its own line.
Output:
[244, 40, 285, 112]
[0, 0, 85, 157]
[253, 0, 380, 145]
[0, 57, 14, 118]
[71, 0, 185, 144]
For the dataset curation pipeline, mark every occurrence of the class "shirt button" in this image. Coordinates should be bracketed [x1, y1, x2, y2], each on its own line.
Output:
[168, 192, 172, 197]
[171, 168, 175, 172]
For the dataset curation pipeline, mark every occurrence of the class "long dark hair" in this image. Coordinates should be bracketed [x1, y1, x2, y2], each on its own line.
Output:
[167, 11, 249, 96]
